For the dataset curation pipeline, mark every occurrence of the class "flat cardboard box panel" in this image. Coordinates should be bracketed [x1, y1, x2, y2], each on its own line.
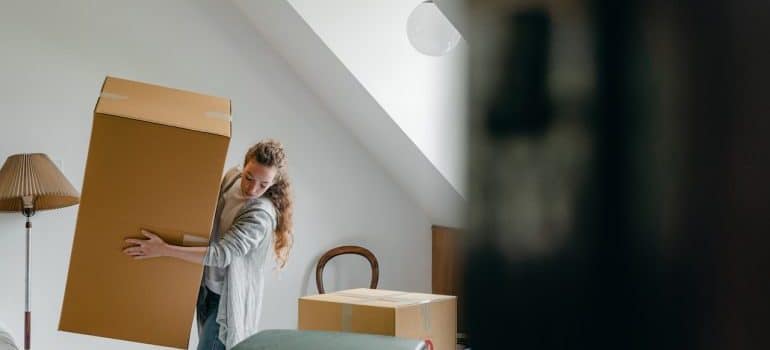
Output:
[299, 289, 456, 350]
[59, 77, 230, 349]
[396, 301, 456, 349]
[298, 300, 396, 336]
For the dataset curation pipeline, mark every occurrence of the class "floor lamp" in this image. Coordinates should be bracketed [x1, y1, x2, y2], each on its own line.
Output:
[0, 154, 80, 350]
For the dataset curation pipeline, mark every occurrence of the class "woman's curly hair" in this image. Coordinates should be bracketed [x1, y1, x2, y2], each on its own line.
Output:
[244, 139, 293, 269]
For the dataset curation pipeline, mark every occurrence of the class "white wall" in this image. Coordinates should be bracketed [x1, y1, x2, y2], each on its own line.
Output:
[287, 0, 469, 196]
[233, 0, 467, 229]
[0, 1, 432, 349]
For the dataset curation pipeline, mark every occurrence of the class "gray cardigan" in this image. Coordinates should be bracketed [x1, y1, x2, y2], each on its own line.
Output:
[199, 167, 277, 349]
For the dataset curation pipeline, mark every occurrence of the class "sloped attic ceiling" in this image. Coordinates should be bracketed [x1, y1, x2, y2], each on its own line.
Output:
[231, 0, 466, 228]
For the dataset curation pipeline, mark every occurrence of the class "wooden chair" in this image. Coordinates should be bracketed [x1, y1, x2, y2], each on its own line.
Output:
[315, 245, 379, 294]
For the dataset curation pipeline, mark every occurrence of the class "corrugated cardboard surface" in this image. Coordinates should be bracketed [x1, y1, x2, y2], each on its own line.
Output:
[299, 289, 457, 350]
[59, 77, 230, 349]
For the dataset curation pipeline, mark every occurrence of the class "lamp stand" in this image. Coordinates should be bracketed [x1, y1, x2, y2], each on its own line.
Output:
[22, 196, 34, 350]
[0, 153, 80, 350]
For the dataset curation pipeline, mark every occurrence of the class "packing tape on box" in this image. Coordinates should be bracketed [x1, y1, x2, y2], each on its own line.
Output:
[100, 92, 129, 100]
[421, 303, 431, 332]
[204, 111, 232, 122]
[100, 92, 231, 122]
[334, 292, 413, 304]
[335, 292, 435, 332]
[182, 233, 209, 247]
[341, 304, 353, 332]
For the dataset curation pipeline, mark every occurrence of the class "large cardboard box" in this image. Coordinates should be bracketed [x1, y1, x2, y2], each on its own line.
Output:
[299, 289, 456, 350]
[59, 76, 231, 348]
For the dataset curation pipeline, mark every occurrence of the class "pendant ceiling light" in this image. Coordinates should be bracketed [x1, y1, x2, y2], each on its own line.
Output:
[406, 0, 462, 56]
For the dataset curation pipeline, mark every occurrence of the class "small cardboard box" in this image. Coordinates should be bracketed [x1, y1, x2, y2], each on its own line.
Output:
[59, 76, 231, 348]
[299, 289, 456, 350]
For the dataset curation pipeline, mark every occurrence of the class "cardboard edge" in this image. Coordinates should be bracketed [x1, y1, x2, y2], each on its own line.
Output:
[96, 112, 231, 138]
[96, 76, 232, 138]
[229, 99, 233, 138]
[58, 99, 106, 332]
[105, 76, 231, 102]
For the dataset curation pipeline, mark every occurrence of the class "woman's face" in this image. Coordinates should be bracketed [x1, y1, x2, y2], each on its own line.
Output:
[240, 160, 277, 198]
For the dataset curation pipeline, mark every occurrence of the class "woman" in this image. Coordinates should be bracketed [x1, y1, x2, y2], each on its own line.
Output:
[122, 140, 294, 350]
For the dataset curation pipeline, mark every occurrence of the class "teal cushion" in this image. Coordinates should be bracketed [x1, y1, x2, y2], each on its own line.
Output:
[232, 330, 426, 350]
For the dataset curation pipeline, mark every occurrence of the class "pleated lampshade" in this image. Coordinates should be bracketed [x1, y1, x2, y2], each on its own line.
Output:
[0, 153, 80, 212]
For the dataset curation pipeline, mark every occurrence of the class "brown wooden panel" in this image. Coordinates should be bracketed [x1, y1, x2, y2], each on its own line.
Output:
[431, 225, 465, 334]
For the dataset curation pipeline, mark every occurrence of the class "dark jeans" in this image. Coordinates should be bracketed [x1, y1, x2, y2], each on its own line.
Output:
[197, 286, 225, 350]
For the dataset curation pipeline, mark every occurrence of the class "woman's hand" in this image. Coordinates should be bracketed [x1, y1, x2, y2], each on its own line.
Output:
[123, 229, 169, 260]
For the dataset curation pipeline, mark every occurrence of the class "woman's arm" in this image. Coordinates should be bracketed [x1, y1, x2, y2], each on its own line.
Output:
[123, 208, 273, 266]
[123, 230, 207, 265]
[202, 208, 273, 268]
[164, 244, 208, 264]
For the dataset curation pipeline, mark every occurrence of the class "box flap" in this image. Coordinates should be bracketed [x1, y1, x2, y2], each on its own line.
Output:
[300, 288, 455, 308]
[95, 76, 231, 137]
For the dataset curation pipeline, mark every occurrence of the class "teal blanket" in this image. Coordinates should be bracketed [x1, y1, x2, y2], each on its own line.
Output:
[232, 330, 426, 350]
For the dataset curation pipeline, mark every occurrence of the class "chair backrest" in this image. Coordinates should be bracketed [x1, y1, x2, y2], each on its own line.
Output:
[315, 245, 379, 294]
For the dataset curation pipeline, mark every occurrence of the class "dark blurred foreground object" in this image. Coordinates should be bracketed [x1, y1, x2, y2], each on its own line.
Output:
[464, 0, 770, 349]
